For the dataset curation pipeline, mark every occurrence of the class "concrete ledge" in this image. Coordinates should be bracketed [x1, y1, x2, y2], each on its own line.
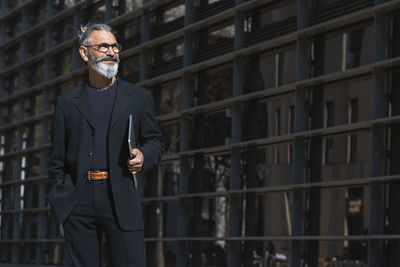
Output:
[0, 264, 62, 267]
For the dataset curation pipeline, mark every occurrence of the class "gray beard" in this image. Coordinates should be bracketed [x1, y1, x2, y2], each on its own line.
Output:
[89, 53, 119, 79]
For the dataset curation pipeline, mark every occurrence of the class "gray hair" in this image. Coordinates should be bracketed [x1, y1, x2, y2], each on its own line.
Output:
[78, 23, 116, 46]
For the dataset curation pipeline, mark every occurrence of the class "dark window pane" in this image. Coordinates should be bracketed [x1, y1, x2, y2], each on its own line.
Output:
[194, 64, 233, 106]
[243, 94, 295, 141]
[312, 24, 373, 76]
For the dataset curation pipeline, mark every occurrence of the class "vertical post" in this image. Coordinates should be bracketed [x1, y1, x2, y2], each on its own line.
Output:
[35, 1, 53, 263]
[140, 9, 150, 82]
[118, 0, 126, 15]
[105, 0, 113, 21]
[176, 155, 189, 267]
[227, 4, 245, 266]
[0, 0, 6, 17]
[11, 7, 30, 263]
[368, 9, 388, 267]
[177, 3, 194, 262]
[72, 10, 82, 71]
[290, 1, 309, 262]
[0, 7, 7, 261]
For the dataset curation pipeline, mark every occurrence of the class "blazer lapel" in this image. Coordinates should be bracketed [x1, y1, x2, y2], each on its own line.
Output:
[109, 78, 134, 129]
[72, 85, 95, 129]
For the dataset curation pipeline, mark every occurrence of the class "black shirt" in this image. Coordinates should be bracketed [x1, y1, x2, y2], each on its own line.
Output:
[87, 80, 117, 170]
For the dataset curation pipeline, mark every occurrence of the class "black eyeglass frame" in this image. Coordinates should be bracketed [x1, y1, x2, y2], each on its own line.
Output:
[84, 43, 122, 53]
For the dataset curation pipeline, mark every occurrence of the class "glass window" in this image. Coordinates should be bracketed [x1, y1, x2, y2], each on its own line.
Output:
[162, 40, 184, 61]
[4, 15, 22, 41]
[164, 2, 185, 23]
[318, 187, 368, 256]
[53, 0, 75, 13]
[191, 111, 231, 149]
[317, 240, 367, 266]
[195, 22, 235, 47]
[4, 45, 21, 66]
[245, 48, 296, 93]
[27, 31, 46, 58]
[23, 97, 33, 119]
[80, 2, 105, 24]
[242, 144, 294, 189]
[10, 101, 19, 124]
[52, 17, 73, 46]
[258, 1, 297, 28]
[4, 72, 19, 96]
[309, 0, 374, 25]
[26, 152, 41, 177]
[193, 20, 234, 62]
[149, 39, 184, 77]
[311, 132, 371, 176]
[4, 130, 18, 153]
[28, 2, 46, 28]
[311, 23, 374, 76]
[242, 94, 295, 141]
[120, 18, 141, 50]
[391, 11, 400, 58]
[171, 154, 231, 194]
[194, 0, 235, 21]
[247, 241, 292, 267]
[26, 61, 44, 89]
[193, 64, 233, 106]
[160, 121, 180, 154]
[309, 77, 372, 130]
[150, 79, 182, 115]
[50, 50, 72, 78]
[143, 159, 185, 198]
[161, 161, 180, 196]
[121, 54, 140, 83]
[246, 1, 297, 46]
[125, 0, 142, 12]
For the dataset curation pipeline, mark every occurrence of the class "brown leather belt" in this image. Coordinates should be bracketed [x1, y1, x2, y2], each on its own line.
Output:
[88, 171, 109, 180]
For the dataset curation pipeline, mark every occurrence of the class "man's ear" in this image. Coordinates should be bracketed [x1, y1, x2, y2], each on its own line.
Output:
[79, 46, 89, 62]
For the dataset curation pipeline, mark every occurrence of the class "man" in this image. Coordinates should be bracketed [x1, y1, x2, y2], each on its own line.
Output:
[48, 23, 164, 267]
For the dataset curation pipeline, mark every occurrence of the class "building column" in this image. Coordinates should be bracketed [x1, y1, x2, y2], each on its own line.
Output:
[227, 3, 245, 265]
[140, 9, 150, 82]
[177, 4, 194, 265]
[35, 1, 54, 263]
[290, 0, 309, 262]
[72, 10, 82, 72]
[368, 9, 388, 266]
[105, 0, 113, 21]
[176, 154, 190, 267]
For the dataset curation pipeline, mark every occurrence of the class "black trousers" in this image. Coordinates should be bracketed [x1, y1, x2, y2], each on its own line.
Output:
[63, 179, 146, 267]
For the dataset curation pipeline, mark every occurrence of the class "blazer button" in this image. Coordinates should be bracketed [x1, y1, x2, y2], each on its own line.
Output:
[90, 130, 95, 136]
[89, 152, 93, 158]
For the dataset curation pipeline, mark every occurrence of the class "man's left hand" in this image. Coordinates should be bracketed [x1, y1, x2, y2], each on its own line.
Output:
[127, 148, 144, 174]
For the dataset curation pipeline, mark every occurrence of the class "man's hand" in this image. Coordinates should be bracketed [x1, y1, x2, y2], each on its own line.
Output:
[127, 148, 144, 174]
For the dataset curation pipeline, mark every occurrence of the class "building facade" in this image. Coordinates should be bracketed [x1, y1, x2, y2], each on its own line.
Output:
[1, 0, 400, 266]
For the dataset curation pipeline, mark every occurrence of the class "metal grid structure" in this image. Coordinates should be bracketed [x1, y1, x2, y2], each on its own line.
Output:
[1, 0, 400, 266]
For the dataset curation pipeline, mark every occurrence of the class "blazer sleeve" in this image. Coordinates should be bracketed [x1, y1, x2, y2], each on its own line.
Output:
[138, 92, 165, 171]
[48, 96, 67, 184]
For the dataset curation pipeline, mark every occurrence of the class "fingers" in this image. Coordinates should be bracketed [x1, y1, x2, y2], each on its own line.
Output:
[127, 149, 144, 174]
[130, 148, 142, 157]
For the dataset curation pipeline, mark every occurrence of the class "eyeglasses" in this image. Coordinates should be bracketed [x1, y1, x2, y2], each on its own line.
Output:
[84, 43, 122, 53]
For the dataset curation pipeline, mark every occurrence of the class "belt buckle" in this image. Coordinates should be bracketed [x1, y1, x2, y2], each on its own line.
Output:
[87, 170, 100, 180]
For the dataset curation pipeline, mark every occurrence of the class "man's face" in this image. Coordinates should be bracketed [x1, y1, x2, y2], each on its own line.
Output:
[84, 30, 120, 79]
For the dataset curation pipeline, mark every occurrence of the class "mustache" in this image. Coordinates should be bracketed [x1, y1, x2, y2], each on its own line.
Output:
[93, 55, 120, 63]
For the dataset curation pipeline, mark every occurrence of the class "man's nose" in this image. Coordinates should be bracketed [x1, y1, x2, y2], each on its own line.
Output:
[106, 48, 115, 57]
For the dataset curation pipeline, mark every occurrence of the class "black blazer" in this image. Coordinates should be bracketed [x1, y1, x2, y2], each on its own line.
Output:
[48, 77, 164, 231]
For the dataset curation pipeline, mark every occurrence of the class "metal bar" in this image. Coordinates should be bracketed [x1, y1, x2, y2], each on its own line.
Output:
[3, 234, 400, 243]
[3, 112, 400, 162]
